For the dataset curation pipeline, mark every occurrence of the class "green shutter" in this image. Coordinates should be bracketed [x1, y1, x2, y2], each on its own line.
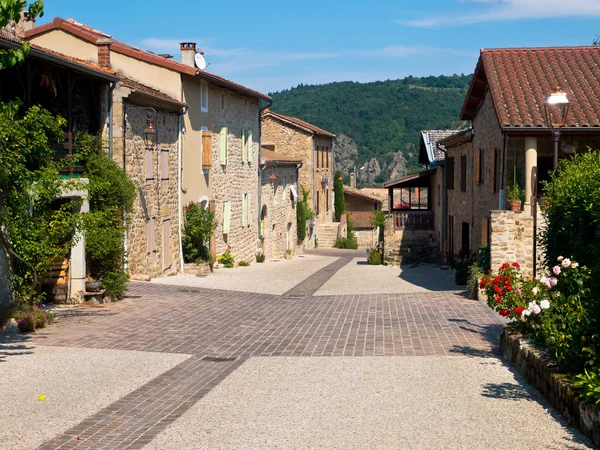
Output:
[241, 193, 246, 226]
[241, 129, 247, 164]
[220, 126, 228, 165]
[247, 129, 253, 163]
[247, 192, 252, 227]
[223, 201, 231, 234]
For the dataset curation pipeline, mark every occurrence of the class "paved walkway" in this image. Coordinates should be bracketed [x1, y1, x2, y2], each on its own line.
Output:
[0, 249, 594, 449]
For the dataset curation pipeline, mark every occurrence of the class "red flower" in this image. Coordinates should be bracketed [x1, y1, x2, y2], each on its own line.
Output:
[499, 309, 510, 317]
[487, 269, 493, 274]
[495, 296, 502, 303]
[494, 286, 500, 293]
[506, 286, 513, 291]
[513, 262, 521, 269]
[514, 307, 525, 315]
[479, 280, 486, 289]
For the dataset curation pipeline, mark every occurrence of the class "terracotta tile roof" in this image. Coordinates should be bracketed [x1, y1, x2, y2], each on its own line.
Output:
[419, 130, 460, 164]
[343, 186, 382, 204]
[25, 17, 271, 102]
[461, 46, 600, 128]
[357, 188, 389, 211]
[348, 211, 376, 229]
[262, 109, 336, 138]
[261, 149, 302, 165]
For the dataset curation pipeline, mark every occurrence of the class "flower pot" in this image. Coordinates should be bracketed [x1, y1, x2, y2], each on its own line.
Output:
[509, 201, 521, 212]
[86, 281, 103, 292]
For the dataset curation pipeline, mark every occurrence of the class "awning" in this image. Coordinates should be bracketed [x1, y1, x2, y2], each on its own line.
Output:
[384, 168, 437, 189]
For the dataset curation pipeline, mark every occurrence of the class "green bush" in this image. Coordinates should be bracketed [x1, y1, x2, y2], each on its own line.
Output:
[476, 244, 490, 272]
[238, 261, 250, 267]
[182, 202, 215, 263]
[574, 369, 600, 405]
[218, 247, 235, 268]
[367, 247, 382, 265]
[296, 188, 312, 243]
[467, 263, 483, 300]
[255, 252, 265, 263]
[334, 171, 346, 222]
[335, 237, 358, 250]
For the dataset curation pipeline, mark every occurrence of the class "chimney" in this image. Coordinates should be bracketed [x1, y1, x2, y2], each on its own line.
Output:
[96, 38, 111, 68]
[14, 11, 36, 38]
[350, 172, 356, 188]
[180, 42, 197, 67]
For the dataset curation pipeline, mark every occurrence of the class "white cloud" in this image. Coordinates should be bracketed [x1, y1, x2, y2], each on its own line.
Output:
[356, 46, 477, 58]
[399, 0, 600, 27]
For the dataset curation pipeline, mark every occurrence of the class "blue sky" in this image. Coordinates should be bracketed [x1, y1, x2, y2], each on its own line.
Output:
[40, 0, 600, 94]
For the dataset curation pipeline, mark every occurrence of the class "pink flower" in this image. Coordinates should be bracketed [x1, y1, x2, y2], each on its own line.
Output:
[561, 258, 571, 268]
[571, 262, 579, 269]
[553, 266, 561, 276]
[515, 289, 521, 296]
[557, 256, 564, 261]
[549, 277, 558, 287]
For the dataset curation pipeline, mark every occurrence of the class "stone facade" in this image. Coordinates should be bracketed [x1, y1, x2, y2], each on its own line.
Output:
[490, 210, 545, 276]
[210, 93, 261, 265]
[260, 166, 299, 260]
[261, 115, 334, 227]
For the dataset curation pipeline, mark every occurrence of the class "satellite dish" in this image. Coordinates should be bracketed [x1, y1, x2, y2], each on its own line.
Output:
[194, 52, 207, 70]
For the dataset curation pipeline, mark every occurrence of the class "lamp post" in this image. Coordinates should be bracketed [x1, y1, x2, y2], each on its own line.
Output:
[544, 87, 570, 170]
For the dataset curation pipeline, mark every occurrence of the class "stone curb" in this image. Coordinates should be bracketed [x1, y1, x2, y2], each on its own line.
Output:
[500, 328, 600, 446]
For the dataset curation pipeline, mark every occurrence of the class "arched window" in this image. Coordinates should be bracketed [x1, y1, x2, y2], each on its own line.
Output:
[199, 195, 209, 209]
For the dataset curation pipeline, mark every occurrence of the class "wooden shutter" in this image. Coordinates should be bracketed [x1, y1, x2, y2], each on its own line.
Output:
[326, 147, 330, 168]
[247, 129, 253, 163]
[220, 127, 228, 165]
[447, 157, 455, 190]
[146, 217, 156, 254]
[162, 219, 171, 270]
[247, 192, 252, 227]
[161, 149, 169, 180]
[241, 193, 247, 226]
[145, 149, 153, 182]
[460, 155, 467, 192]
[316, 146, 320, 168]
[490, 149, 497, 193]
[241, 129, 247, 164]
[475, 149, 481, 185]
[202, 131, 212, 169]
[222, 201, 231, 234]
[481, 217, 490, 246]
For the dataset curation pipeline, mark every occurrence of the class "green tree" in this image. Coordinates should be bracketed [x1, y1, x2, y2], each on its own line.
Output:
[333, 171, 345, 222]
[182, 202, 215, 263]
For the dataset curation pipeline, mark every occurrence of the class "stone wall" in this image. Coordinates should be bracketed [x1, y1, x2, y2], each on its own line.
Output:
[260, 166, 299, 260]
[356, 229, 377, 247]
[490, 210, 545, 276]
[118, 93, 181, 279]
[210, 92, 261, 264]
[383, 216, 440, 265]
[313, 135, 334, 224]
[500, 329, 600, 447]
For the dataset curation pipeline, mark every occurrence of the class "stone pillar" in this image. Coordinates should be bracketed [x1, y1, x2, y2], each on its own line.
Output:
[524, 137, 537, 215]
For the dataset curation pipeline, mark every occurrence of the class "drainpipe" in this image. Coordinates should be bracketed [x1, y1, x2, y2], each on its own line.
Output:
[122, 105, 128, 270]
[437, 143, 448, 258]
[178, 107, 187, 274]
[257, 98, 272, 239]
[108, 81, 115, 160]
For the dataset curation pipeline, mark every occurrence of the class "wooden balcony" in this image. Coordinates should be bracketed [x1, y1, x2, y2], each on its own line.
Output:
[393, 210, 434, 231]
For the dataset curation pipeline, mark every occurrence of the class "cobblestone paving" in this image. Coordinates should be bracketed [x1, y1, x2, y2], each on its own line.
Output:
[7, 254, 507, 449]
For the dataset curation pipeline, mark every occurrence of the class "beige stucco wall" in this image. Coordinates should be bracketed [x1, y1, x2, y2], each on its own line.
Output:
[261, 116, 334, 224]
[260, 166, 299, 260]
[29, 30, 98, 63]
[344, 194, 378, 212]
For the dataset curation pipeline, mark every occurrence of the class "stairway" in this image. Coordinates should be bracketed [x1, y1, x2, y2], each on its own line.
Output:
[317, 222, 340, 248]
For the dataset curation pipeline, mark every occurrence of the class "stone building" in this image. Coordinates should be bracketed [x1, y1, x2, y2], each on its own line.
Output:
[261, 110, 336, 239]
[440, 46, 600, 274]
[259, 149, 302, 260]
[343, 186, 382, 247]
[25, 17, 187, 279]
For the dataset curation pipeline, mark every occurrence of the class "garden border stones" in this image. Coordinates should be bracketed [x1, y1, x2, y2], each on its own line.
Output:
[500, 328, 600, 446]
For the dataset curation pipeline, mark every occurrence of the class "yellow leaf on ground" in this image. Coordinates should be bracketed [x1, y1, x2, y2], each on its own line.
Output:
[38, 394, 46, 401]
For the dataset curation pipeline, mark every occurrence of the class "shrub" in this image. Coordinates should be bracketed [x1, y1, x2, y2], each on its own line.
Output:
[335, 237, 358, 250]
[17, 314, 35, 333]
[238, 261, 250, 267]
[296, 188, 313, 243]
[182, 202, 215, 263]
[334, 171, 346, 222]
[255, 252, 265, 263]
[367, 247, 382, 265]
[573, 369, 600, 405]
[476, 244, 490, 272]
[467, 263, 483, 300]
[218, 247, 235, 268]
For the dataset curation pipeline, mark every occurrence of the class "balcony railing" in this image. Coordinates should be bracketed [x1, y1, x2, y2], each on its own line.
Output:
[393, 210, 434, 230]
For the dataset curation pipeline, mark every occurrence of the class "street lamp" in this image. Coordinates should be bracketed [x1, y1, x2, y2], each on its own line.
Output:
[544, 87, 570, 170]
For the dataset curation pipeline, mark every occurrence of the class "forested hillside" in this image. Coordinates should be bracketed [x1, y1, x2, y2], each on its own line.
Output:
[269, 74, 472, 184]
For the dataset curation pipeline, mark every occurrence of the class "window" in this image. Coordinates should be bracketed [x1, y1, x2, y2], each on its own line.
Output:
[241, 193, 247, 226]
[201, 128, 212, 170]
[241, 129, 247, 164]
[316, 191, 320, 215]
[490, 149, 497, 193]
[160, 148, 169, 181]
[247, 193, 252, 227]
[316, 145, 320, 168]
[220, 126, 228, 165]
[447, 157, 455, 190]
[326, 146, 330, 169]
[247, 129, 253, 163]
[145, 149, 154, 183]
[448, 215, 454, 255]
[481, 218, 490, 246]
[475, 149, 484, 185]
[201, 80, 208, 113]
[146, 217, 156, 254]
[461, 222, 470, 254]
[460, 155, 467, 192]
[222, 201, 231, 234]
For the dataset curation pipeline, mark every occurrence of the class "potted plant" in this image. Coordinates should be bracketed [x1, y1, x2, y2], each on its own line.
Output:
[506, 165, 523, 211]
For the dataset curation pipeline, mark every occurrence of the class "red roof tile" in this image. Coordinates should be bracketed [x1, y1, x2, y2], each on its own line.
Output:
[25, 17, 271, 102]
[461, 46, 600, 128]
[343, 186, 382, 204]
[262, 109, 336, 138]
[348, 211, 376, 229]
